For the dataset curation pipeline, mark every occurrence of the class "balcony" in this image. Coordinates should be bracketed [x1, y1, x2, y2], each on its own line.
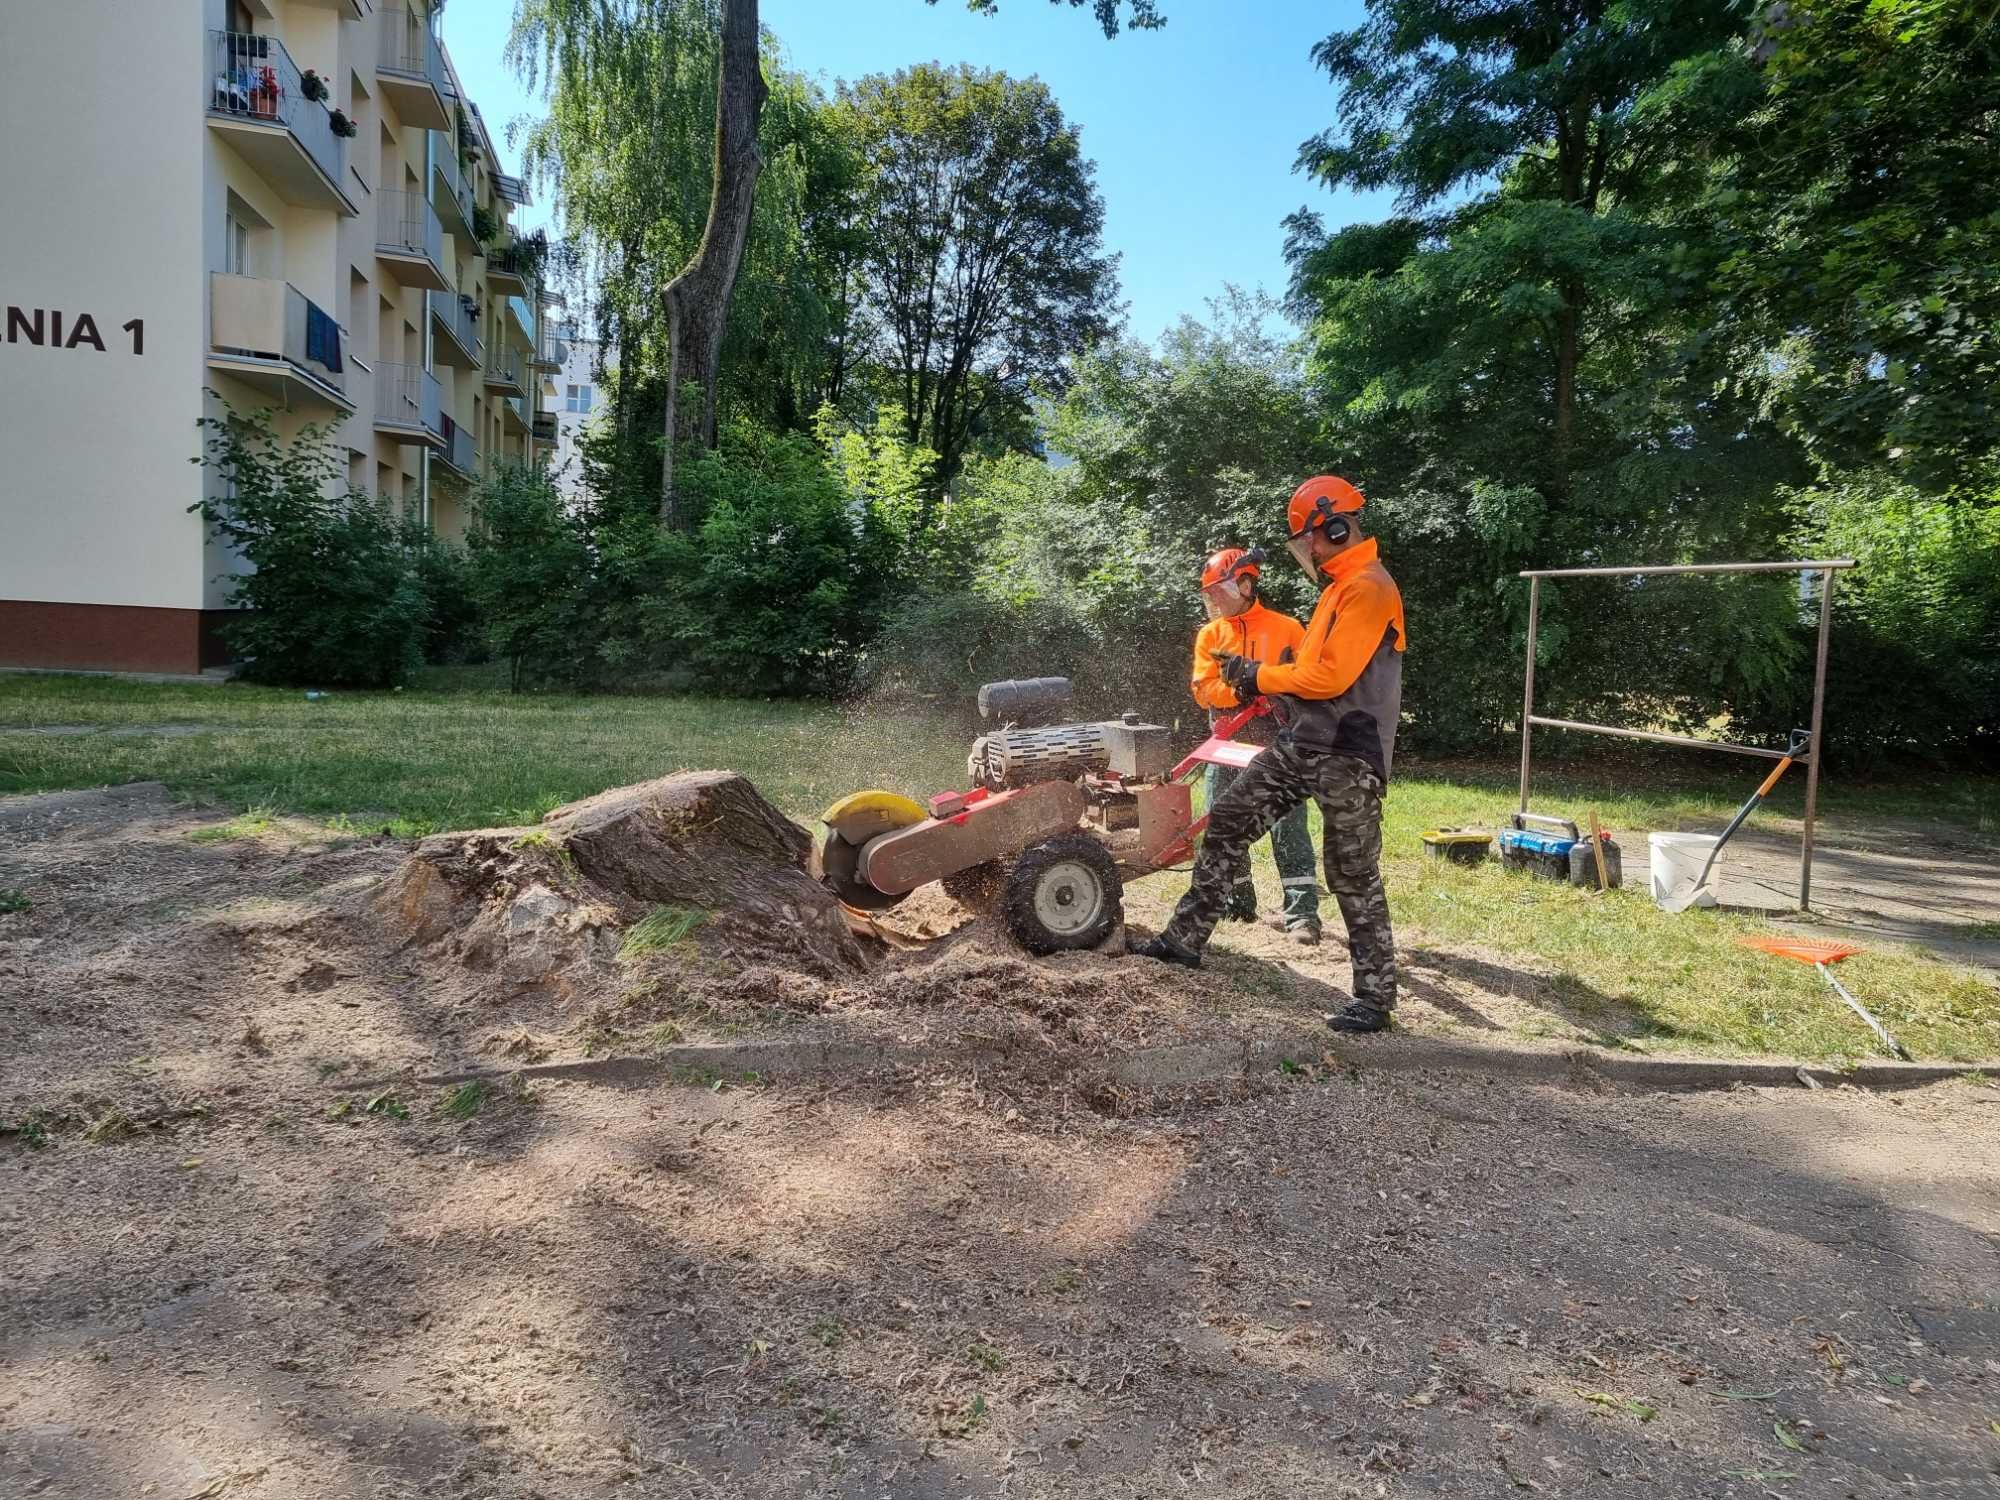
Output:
[207, 274, 354, 412]
[376, 189, 449, 291]
[532, 409, 558, 445]
[485, 348, 524, 397]
[206, 31, 356, 216]
[493, 171, 529, 207]
[429, 290, 482, 370]
[429, 132, 476, 241]
[528, 313, 566, 372]
[374, 361, 444, 448]
[436, 413, 477, 479]
[499, 392, 529, 434]
[378, 5, 451, 131]
[485, 242, 533, 297]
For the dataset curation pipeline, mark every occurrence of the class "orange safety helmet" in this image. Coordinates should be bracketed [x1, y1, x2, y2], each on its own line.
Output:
[1199, 546, 1261, 591]
[1286, 475, 1365, 541]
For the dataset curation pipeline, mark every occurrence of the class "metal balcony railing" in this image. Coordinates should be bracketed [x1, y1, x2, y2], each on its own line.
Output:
[379, 4, 446, 93]
[430, 290, 482, 364]
[207, 30, 345, 192]
[209, 274, 347, 397]
[377, 189, 443, 269]
[487, 240, 542, 287]
[438, 412, 476, 476]
[374, 360, 443, 439]
[430, 131, 475, 234]
[486, 347, 524, 391]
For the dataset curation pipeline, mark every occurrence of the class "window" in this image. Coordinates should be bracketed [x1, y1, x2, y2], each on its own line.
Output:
[566, 383, 593, 413]
[225, 214, 250, 276]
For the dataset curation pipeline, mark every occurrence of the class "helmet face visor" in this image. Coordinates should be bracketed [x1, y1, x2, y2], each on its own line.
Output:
[1286, 530, 1319, 578]
[1201, 579, 1248, 619]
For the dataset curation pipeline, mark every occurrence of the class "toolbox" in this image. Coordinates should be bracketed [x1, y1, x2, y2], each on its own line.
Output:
[1421, 828, 1493, 866]
[1498, 813, 1579, 881]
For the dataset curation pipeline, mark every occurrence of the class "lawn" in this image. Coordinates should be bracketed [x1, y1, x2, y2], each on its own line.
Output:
[4, 671, 1997, 1064]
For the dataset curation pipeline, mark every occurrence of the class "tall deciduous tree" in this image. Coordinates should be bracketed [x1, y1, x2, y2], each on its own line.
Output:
[931, 0, 1165, 35]
[1669, 0, 2000, 490]
[656, 0, 766, 522]
[1298, 0, 1740, 478]
[839, 64, 1120, 486]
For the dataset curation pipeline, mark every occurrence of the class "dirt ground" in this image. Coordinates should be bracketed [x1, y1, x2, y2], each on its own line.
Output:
[1666, 818, 2000, 974]
[5, 784, 2000, 1498]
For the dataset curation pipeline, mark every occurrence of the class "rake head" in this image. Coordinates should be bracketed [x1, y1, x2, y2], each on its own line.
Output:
[1737, 936, 1865, 966]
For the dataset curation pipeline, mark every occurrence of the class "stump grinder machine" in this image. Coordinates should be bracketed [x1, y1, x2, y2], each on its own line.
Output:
[810, 677, 1268, 954]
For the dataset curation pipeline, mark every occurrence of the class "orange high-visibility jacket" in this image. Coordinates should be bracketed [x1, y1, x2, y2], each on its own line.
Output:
[1254, 538, 1407, 780]
[1191, 599, 1305, 713]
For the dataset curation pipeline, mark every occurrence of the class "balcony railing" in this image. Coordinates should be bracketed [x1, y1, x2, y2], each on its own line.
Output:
[208, 273, 348, 402]
[538, 319, 569, 371]
[486, 241, 540, 291]
[486, 346, 524, 392]
[532, 409, 558, 444]
[429, 289, 482, 366]
[377, 188, 444, 268]
[430, 131, 475, 236]
[374, 360, 443, 440]
[379, 4, 445, 93]
[206, 30, 345, 198]
[438, 412, 477, 477]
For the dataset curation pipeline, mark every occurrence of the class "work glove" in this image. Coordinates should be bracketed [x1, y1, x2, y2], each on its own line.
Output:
[1213, 651, 1263, 702]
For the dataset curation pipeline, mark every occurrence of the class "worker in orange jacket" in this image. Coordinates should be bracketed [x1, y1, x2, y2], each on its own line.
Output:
[1189, 547, 1322, 942]
[1135, 477, 1406, 1033]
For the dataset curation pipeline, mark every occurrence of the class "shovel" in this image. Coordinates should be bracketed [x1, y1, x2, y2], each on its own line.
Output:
[1659, 729, 1812, 913]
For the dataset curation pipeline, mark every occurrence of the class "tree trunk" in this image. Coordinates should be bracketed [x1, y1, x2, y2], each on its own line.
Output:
[658, 0, 768, 528]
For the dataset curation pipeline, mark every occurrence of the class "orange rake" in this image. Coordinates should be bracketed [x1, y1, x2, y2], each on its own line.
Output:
[1738, 936, 1913, 1060]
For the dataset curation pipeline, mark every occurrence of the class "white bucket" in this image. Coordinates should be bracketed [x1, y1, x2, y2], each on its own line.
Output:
[1649, 832, 1722, 909]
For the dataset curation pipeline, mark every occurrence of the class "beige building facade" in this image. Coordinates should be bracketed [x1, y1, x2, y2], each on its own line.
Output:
[0, 0, 564, 674]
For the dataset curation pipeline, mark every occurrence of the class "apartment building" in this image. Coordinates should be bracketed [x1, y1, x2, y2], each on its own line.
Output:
[547, 323, 601, 499]
[0, 0, 564, 675]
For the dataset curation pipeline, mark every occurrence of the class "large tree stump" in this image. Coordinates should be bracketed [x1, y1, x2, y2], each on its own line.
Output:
[381, 770, 862, 998]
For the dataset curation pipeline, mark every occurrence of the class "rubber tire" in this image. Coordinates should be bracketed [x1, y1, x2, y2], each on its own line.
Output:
[1002, 834, 1123, 956]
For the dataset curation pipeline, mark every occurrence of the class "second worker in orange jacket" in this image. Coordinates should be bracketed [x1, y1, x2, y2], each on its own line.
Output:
[1189, 547, 1322, 940]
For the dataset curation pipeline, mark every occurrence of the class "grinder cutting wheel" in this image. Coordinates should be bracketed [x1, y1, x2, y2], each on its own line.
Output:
[809, 677, 1270, 955]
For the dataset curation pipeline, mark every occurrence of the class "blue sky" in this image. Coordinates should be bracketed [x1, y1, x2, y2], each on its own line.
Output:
[441, 0, 1393, 344]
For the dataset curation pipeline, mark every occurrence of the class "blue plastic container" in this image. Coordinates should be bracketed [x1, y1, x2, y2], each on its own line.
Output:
[1498, 813, 1579, 881]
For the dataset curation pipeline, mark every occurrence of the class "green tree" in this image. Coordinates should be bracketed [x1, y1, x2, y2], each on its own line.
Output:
[837, 64, 1120, 486]
[189, 404, 432, 688]
[934, 0, 1164, 32]
[1284, 0, 1815, 748]
[1663, 0, 2000, 488]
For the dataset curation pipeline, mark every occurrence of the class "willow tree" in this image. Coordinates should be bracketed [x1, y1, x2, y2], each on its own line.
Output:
[512, 0, 766, 524]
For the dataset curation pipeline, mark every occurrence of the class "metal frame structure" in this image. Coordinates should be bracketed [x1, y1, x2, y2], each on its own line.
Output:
[1517, 559, 1856, 912]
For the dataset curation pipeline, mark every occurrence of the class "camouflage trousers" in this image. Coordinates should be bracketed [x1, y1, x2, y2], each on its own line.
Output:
[1205, 763, 1320, 927]
[1165, 740, 1396, 1011]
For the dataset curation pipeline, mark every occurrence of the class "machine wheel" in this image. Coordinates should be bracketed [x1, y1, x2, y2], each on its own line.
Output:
[1002, 835, 1122, 955]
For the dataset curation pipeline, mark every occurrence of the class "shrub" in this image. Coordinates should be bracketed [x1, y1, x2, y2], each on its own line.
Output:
[191, 403, 430, 687]
[463, 463, 595, 689]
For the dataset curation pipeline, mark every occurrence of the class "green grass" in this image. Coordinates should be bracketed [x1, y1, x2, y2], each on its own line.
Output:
[619, 905, 707, 960]
[0, 671, 968, 833]
[5, 671, 1998, 1063]
[1195, 772, 2000, 1063]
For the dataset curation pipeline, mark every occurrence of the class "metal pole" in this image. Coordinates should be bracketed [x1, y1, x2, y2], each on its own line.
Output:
[1519, 575, 1540, 813]
[1800, 567, 1835, 912]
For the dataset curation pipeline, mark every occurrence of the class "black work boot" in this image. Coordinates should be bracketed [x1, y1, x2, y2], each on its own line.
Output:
[1129, 934, 1202, 970]
[1327, 1003, 1391, 1034]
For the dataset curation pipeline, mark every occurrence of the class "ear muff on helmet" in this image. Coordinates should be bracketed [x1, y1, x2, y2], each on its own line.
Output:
[1286, 476, 1365, 544]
